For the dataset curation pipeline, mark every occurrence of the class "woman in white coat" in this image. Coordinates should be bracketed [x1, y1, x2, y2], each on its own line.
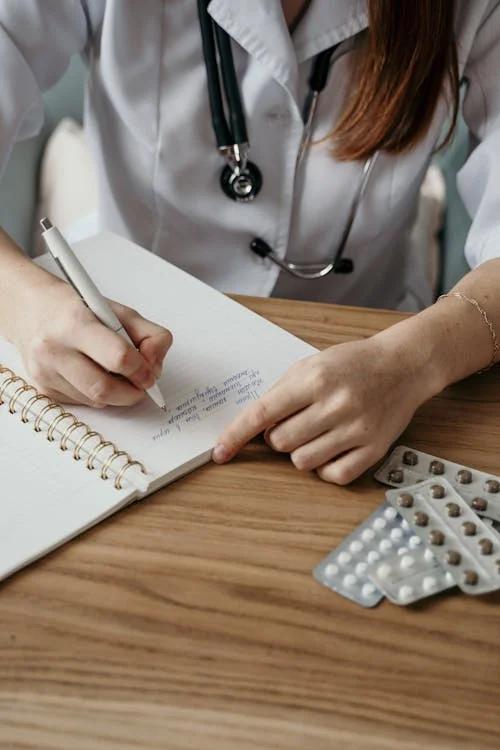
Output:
[0, 0, 499, 483]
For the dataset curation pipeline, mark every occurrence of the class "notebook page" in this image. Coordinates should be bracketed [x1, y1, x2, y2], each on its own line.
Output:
[1, 233, 316, 481]
[0, 405, 136, 581]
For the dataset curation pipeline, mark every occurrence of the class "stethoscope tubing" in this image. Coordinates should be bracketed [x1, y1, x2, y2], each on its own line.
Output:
[213, 24, 248, 146]
[198, 5, 378, 280]
[275, 152, 379, 279]
[197, 0, 232, 148]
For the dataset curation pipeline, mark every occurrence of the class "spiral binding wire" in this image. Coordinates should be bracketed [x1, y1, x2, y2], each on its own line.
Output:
[0, 364, 147, 490]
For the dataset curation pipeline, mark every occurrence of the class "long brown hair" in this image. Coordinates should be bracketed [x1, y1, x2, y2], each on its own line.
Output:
[332, 0, 459, 161]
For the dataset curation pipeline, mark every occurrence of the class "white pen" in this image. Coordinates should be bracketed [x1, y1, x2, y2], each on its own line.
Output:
[40, 218, 166, 411]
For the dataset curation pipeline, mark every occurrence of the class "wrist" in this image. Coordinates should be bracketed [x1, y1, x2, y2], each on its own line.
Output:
[0, 255, 62, 344]
[372, 310, 451, 404]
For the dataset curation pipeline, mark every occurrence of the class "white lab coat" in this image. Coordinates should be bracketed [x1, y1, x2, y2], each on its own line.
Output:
[0, 0, 499, 310]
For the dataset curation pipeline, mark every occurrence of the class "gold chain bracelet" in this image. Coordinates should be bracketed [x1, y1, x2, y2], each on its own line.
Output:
[437, 292, 499, 374]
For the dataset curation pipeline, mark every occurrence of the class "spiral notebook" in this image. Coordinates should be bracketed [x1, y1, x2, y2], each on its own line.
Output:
[0, 232, 315, 581]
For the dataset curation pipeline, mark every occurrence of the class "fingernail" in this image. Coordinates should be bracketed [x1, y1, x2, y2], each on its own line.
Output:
[153, 362, 162, 379]
[212, 444, 231, 463]
[139, 368, 155, 389]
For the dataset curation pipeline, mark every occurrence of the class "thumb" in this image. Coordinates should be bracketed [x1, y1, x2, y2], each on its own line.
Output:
[110, 300, 173, 377]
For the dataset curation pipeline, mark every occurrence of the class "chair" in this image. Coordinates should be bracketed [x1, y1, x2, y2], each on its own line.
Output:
[0, 56, 86, 253]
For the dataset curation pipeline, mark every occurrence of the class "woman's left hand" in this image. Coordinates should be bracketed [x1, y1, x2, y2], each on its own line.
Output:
[213, 336, 436, 484]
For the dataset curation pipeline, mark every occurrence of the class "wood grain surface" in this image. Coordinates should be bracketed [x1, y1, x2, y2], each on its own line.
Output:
[2, 296, 500, 750]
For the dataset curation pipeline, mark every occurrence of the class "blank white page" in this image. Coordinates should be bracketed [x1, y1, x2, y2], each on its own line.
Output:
[0, 406, 135, 581]
[0, 233, 316, 483]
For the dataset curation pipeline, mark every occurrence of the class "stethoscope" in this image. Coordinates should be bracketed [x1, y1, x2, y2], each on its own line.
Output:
[198, 1, 379, 280]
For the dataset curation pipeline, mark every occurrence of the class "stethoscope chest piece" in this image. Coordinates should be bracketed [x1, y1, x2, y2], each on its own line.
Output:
[220, 161, 263, 202]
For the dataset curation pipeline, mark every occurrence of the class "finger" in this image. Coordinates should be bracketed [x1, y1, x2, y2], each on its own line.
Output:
[28, 362, 106, 408]
[290, 428, 360, 472]
[30, 383, 97, 408]
[110, 301, 173, 377]
[265, 403, 331, 453]
[139, 333, 173, 378]
[316, 445, 380, 485]
[57, 350, 145, 407]
[48, 374, 107, 408]
[72, 318, 156, 391]
[213, 379, 312, 463]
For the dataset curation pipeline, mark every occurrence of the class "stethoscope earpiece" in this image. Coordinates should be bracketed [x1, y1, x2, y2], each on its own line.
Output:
[250, 238, 354, 274]
[250, 237, 272, 258]
[334, 258, 354, 274]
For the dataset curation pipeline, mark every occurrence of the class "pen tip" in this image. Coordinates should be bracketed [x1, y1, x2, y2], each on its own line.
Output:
[161, 405, 167, 412]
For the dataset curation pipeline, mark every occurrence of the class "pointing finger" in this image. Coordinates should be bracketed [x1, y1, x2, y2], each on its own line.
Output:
[213, 378, 311, 463]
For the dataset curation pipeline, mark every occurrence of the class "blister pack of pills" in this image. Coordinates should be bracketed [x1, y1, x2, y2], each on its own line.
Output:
[375, 445, 500, 523]
[386, 478, 500, 595]
[313, 502, 414, 607]
[366, 545, 455, 606]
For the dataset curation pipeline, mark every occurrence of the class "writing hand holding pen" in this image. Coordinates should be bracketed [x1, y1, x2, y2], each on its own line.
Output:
[8, 219, 172, 409]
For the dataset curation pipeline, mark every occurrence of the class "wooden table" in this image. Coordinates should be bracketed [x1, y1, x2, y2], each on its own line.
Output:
[2, 297, 500, 750]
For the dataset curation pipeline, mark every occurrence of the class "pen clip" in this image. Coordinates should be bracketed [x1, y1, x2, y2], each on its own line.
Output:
[52, 255, 88, 306]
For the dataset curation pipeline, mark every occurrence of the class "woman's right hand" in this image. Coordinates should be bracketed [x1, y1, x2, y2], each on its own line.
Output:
[9, 267, 173, 408]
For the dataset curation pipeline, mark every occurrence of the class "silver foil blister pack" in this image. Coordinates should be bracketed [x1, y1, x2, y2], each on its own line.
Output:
[366, 545, 455, 606]
[313, 502, 414, 607]
[386, 478, 500, 595]
[375, 445, 500, 522]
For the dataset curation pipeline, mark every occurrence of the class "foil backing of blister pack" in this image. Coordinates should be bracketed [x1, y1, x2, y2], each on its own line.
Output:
[314, 502, 415, 607]
[386, 478, 500, 595]
[375, 445, 500, 522]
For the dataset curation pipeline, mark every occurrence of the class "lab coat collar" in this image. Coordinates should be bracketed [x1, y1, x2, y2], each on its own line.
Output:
[293, 0, 369, 62]
[208, 0, 369, 100]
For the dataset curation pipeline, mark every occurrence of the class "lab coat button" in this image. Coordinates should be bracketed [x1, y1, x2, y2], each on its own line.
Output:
[265, 109, 289, 123]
